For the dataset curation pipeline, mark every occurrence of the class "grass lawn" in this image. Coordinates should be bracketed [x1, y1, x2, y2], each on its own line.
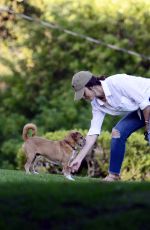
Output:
[0, 169, 150, 230]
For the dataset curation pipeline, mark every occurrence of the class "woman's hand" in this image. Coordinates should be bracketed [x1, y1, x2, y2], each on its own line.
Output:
[144, 131, 150, 145]
[69, 156, 83, 173]
[68, 134, 98, 173]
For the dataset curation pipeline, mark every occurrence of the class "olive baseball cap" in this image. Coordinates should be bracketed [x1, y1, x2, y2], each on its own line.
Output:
[72, 71, 92, 100]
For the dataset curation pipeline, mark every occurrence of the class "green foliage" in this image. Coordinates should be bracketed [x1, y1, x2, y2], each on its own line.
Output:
[0, 139, 21, 169]
[16, 146, 26, 170]
[122, 132, 150, 180]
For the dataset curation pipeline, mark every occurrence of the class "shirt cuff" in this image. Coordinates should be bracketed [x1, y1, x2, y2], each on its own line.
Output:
[139, 98, 150, 110]
[87, 128, 101, 136]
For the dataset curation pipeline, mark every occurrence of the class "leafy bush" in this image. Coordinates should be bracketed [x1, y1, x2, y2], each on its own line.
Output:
[0, 139, 21, 169]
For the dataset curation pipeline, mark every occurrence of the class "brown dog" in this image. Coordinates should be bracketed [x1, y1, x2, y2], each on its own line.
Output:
[22, 123, 85, 180]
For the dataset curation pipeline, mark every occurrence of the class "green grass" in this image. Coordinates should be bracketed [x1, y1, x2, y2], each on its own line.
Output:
[0, 169, 150, 230]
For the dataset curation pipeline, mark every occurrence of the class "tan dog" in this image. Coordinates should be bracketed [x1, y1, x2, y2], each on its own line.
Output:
[22, 123, 85, 180]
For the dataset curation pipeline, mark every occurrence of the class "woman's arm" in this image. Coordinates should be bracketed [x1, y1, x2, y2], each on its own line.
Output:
[143, 106, 150, 144]
[143, 105, 150, 132]
[69, 134, 98, 172]
[69, 101, 105, 172]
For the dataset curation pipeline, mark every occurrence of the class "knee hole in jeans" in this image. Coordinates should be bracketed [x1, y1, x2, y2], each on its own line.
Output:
[112, 128, 121, 138]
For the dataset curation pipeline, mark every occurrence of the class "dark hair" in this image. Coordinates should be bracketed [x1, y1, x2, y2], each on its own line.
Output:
[85, 75, 106, 88]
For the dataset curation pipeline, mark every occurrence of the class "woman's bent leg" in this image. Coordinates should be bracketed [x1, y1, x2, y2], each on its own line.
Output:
[109, 111, 145, 175]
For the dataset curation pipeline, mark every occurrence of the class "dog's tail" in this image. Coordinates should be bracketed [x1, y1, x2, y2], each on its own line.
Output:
[22, 123, 37, 141]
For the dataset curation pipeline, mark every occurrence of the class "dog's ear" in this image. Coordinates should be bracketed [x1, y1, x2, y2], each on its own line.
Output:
[70, 131, 79, 140]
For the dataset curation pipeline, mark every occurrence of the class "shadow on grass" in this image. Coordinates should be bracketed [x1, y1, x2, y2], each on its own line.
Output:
[0, 169, 150, 230]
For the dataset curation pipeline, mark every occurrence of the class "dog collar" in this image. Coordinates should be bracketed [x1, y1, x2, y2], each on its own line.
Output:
[64, 140, 76, 150]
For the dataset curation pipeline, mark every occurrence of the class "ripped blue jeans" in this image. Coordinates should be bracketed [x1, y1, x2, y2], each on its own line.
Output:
[109, 110, 145, 175]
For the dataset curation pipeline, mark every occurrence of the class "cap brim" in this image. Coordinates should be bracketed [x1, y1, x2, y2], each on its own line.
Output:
[74, 88, 84, 101]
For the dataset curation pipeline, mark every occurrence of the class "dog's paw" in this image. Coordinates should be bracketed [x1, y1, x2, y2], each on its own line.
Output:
[33, 171, 39, 175]
[25, 171, 31, 175]
[65, 174, 75, 181]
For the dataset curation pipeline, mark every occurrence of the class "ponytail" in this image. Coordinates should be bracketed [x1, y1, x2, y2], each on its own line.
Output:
[85, 75, 106, 88]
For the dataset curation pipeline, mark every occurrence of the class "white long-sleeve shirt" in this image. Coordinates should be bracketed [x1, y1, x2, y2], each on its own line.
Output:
[87, 74, 150, 136]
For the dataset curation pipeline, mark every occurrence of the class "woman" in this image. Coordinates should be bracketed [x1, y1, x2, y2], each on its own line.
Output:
[69, 71, 150, 181]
